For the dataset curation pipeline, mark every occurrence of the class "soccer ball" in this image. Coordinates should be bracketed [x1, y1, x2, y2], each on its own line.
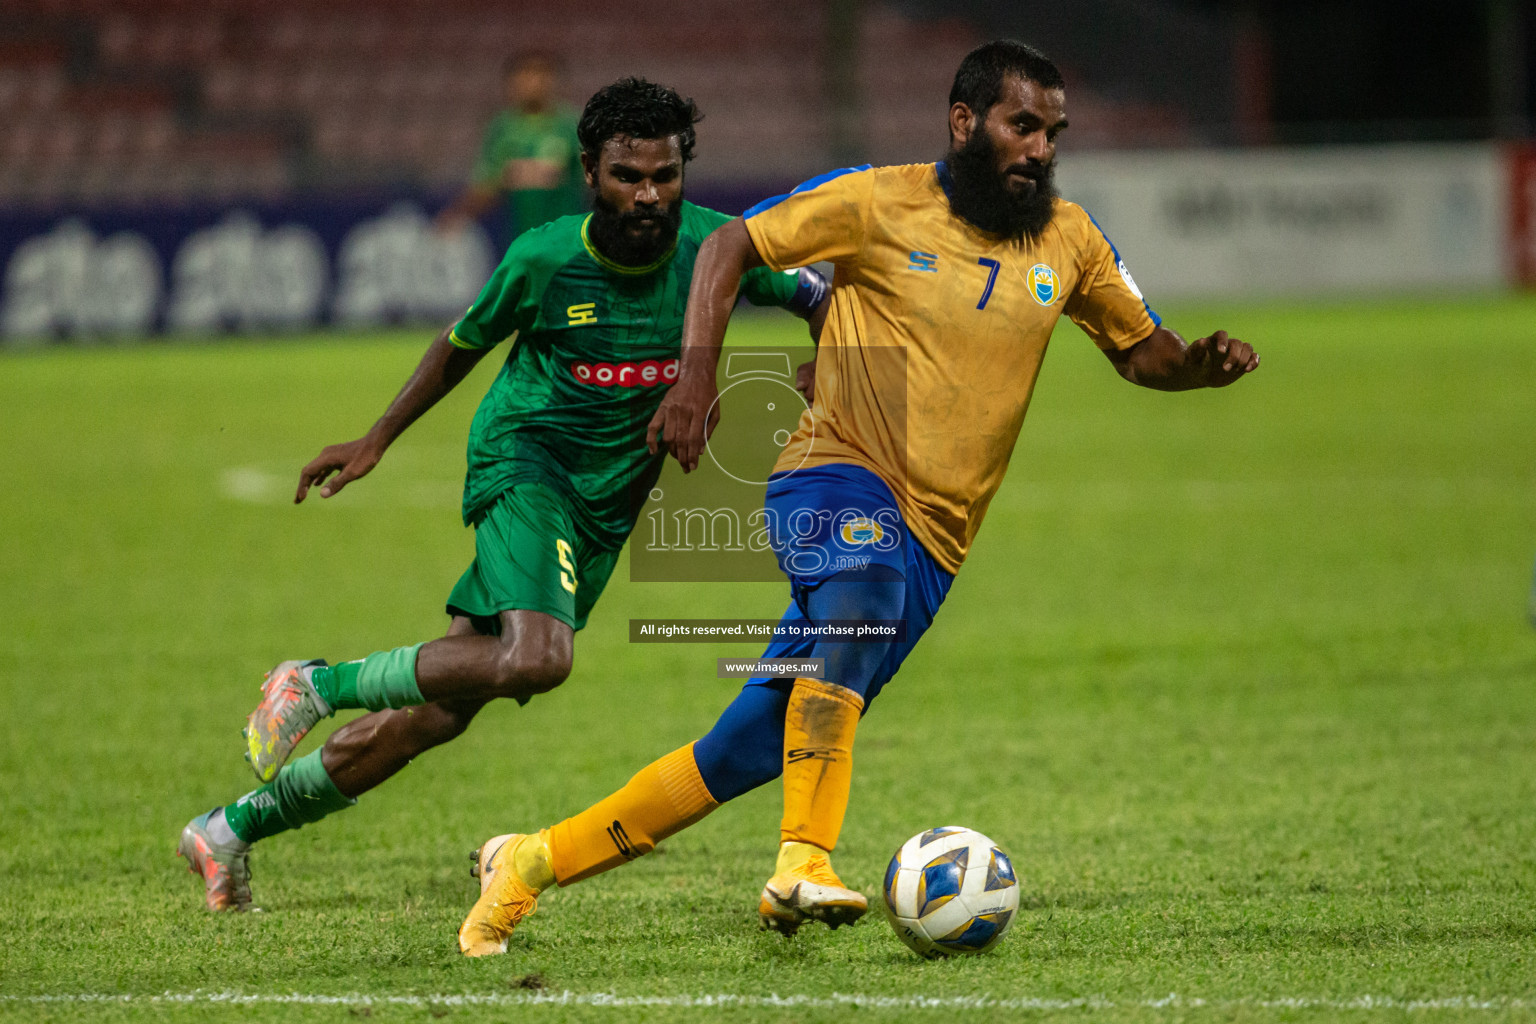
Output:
[881, 826, 1020, 958]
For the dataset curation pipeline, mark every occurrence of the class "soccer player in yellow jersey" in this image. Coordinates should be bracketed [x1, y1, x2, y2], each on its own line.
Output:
[457, 40, 1259, 956]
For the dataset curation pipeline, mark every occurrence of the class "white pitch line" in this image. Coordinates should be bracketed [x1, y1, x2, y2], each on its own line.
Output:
[0, 992, 1530, 1012]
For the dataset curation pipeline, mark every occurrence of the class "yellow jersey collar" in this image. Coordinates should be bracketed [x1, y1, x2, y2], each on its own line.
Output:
[581, 215, 677, 275]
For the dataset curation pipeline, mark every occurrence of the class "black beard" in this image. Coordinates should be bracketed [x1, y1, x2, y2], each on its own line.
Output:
[945, 128, 1058, 242]
[587, 193, 683, 267]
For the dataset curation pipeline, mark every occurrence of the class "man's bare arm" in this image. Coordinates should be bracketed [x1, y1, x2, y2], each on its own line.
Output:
[295, 326, 489, 502]
[1104, 326, 1259, 391]
[646, 217, 765, 472]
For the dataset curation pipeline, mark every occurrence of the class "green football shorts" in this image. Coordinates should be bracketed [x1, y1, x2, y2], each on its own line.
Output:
[446, 482, 620, 632]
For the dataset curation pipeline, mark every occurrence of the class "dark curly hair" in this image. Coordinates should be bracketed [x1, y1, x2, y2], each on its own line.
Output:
[949, 40, 1065, 117]
[577, 77, 703, 164]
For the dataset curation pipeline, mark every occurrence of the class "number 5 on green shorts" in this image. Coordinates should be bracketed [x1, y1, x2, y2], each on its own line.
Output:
[446, 482, 620, 633]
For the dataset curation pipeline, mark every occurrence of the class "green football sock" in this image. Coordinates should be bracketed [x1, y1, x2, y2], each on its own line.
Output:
[222, 750, 356, 844]
[311, 644, 425, 712]
[310, 661, 360, 709]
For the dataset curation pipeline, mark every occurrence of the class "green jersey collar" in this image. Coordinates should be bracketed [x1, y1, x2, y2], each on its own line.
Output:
[581, 215, 677, 275]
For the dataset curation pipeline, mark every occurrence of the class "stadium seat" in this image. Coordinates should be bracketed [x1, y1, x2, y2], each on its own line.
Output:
[0, 0, 1195, 204]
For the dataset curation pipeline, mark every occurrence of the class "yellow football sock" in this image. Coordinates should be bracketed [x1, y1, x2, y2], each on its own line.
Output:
[775, 839, 828, 876]
[547, 742, 718, 885]
[511, 830, 556, 894]
[780, 677, 863, 851]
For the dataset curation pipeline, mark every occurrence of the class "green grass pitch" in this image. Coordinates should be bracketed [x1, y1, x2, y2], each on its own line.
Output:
[1, 294, 1534, 1022]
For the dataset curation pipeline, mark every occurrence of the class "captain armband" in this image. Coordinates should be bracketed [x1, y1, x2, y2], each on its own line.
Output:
[784, 266, 830, 321]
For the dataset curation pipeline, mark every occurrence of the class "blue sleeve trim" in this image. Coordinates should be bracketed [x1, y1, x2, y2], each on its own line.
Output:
[935, 160, 955, 201]
[1084, 208, 1161, 326]
[743, 164, 873, 220]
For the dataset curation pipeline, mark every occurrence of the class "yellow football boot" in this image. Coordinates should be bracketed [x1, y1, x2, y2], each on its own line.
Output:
[469, 833, 516, 894]
[758, 841, 867, 935]
[458, 833, 542, 957]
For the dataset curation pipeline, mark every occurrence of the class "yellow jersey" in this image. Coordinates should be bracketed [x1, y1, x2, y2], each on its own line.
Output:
[742, 162, 1159, 574]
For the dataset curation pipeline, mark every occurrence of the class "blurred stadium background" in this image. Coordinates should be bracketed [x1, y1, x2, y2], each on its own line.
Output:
[1, 0, 1532, 340]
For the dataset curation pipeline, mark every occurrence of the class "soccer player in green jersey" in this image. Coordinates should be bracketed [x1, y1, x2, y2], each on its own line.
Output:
[436, 51, 586, 238]
[177, 78, 830, 911]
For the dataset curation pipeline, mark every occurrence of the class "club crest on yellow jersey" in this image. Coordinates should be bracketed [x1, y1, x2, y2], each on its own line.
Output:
[839, 518, 885, 545]
[1027, 264, 1059, 306]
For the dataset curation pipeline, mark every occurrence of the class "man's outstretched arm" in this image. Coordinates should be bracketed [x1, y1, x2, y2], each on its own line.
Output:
[295, 326, 489, 502]
[647, 217, 764, 472]
[1105, 326, 1259, 391]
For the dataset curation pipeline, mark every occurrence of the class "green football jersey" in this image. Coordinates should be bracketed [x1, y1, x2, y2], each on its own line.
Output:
[449, 201, 804, 547]
[472, 106, 586, 236]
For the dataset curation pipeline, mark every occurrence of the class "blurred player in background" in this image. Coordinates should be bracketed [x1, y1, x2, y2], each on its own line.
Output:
[457, 40, 1259, 957]
[176, 78, 829, 911]
[436, 51, 586, 239]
